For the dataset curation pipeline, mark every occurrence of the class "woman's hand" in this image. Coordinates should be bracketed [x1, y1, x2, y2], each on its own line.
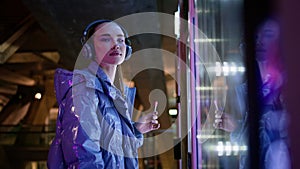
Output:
[135, 111, 160, 134]
[214, 112, 237, 132]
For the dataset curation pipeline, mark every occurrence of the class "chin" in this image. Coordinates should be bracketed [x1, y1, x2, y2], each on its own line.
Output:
[256, 54, 267, 62]
[106, 59, 125, 65]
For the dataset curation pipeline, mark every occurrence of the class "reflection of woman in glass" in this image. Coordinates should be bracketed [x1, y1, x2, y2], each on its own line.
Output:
[255, 16, 290, 169]
[215, 17, 290, 169]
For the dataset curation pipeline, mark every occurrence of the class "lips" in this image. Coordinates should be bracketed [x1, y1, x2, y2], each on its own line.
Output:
[256, 47, 266, 53]
[109, 50, 122, 56]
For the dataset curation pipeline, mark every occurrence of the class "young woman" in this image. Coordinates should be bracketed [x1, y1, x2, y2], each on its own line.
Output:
[48, 20, 160, 169]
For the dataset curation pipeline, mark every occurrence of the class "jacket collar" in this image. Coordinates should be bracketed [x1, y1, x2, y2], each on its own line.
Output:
[87, 61, 135, 120]
[88, 61, 111, 85]
[87, 61, 120, 100]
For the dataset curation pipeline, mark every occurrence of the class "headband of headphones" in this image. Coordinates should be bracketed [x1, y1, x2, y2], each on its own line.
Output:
[80, 19, 130, 45]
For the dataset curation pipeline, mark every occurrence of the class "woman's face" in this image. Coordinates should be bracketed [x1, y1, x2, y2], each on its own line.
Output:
[93, 22, 126, 66]
[255, 19, 280, 62]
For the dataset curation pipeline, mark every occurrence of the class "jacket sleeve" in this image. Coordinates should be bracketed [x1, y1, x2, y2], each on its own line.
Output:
[230, 83, 248, 144]
[61, 83, 104, 168]
[47, 105, 66, 169]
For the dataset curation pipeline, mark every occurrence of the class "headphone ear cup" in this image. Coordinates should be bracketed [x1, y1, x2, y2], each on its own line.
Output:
[124, 38, 132, 60]
[82, 43, 94, 60]
[125, 45, 132, 60]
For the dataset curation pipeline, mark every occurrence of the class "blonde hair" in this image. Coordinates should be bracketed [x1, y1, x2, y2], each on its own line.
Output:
[114, 65, 125, 97]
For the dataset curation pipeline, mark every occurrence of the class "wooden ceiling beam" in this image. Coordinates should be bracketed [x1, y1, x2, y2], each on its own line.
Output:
[0, 83, 18, 95]
[0, 35, 28, 64]
[0, 15, 34, 53]
[33, 51, 60, 63]
[0, 94, 10, 105]
[0, 67, 35, 86]
[7, 51, 60, 63]
[0, 15, 35, 63]
[2, 62, 58, 73]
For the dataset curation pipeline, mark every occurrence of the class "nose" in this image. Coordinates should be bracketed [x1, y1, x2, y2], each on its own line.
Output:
[111, 45, 120, 50]
[256, 35, 262, 46]
[112, 41, 121, 50]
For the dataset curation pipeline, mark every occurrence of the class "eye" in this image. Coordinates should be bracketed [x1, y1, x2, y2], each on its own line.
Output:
[117, 38, 125, 43]
[263, 30, 275, 39]
[255, 35, 259, 40]
[100, 38, 111, 42]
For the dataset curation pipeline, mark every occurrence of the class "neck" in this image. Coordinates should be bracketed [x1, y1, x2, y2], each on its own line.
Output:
[99, 63, 117, 82]
[257, 60, 269, 79]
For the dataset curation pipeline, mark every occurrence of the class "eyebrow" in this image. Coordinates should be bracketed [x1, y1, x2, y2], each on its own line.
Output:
[264, 29, 273, 31]
[99, 33, 125, 37]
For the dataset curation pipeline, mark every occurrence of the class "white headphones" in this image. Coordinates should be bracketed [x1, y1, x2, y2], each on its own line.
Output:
[80, 19, 132, 60]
